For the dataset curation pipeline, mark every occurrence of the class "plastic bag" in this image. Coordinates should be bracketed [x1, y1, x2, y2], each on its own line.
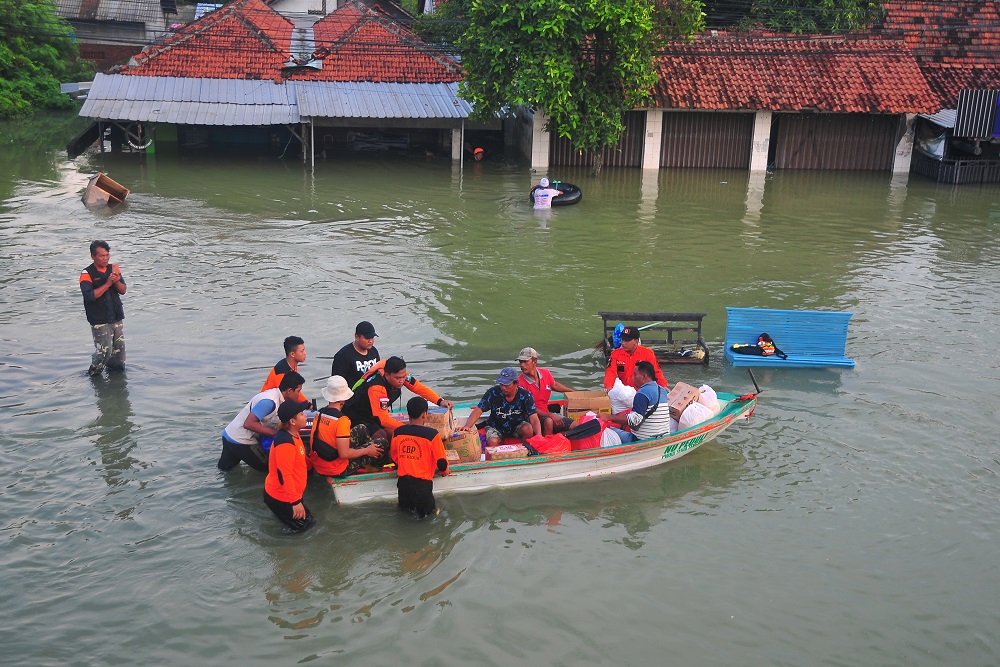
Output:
[570, 412, 605, 450]
[600, 428, 622, 448]
[608, 378, 637, 414]
[678, 401, 713, 431]
[698, 384, 721, 416]
[527, 433, 572, 454]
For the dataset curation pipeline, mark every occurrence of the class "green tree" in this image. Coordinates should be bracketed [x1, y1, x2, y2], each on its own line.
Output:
[0, 0, 93, 119]
[453, 0, 704, 174]
[703, 0, 883, 34]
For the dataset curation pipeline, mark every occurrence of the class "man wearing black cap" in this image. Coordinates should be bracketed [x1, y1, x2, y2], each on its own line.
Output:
[603, 326, 668, 392]
[331, 321, 381, 389]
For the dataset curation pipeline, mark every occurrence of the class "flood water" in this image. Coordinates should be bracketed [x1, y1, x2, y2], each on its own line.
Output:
[2, 113, 999, 665]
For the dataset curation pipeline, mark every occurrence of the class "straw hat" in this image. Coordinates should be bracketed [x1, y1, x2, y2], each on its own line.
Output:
[321, 375, 353, 403]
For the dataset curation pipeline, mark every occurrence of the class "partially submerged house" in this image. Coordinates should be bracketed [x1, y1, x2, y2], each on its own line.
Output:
[519, 34, 939, 173]
[881, 1, 1000, 183]
[75, 0, 474, 161]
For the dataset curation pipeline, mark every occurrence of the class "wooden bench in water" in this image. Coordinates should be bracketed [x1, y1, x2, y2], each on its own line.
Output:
[723, 307, 855, 368]
[599, 311, 709, 365]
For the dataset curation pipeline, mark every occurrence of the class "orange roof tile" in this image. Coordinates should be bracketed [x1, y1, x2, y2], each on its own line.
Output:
[652, 34, 939, 114]
[881, 1, 1000, 107]
[119, 0, 292, 82]
[114, 0, 460, 85]
[288, 2, 461, 83]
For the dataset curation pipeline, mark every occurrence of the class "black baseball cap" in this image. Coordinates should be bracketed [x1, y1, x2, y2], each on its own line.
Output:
[620, 326, 640, 341]
[278, 399, 311, 423]
[355, 321, 378, 338]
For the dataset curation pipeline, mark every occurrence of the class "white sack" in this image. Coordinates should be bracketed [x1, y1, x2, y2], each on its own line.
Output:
[608, 378, 637, 414]
[679, 401, 714, 431]
[698, 384, 722, 416]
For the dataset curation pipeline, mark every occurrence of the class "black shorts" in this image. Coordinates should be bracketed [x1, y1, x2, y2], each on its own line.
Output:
[397, 475, 436, 518]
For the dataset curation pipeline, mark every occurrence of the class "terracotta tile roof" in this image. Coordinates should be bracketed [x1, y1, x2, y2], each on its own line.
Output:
[880, 1, 1000, 107]
[118, 0, 293, 81]
[651, 34, 939, 114]
[288, 2, 462, 83]
[114, 0, 459, 85]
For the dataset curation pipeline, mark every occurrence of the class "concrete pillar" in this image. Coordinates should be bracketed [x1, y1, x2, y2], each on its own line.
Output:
[743, 169, 766, 228]
[530, 110, 551, 171]
[641, 108, 663, 170]
[893, 113, 916, 175]
[750, 110, 772, 172]
[451, 127, 462, 161]
[638, 167, 659, 222]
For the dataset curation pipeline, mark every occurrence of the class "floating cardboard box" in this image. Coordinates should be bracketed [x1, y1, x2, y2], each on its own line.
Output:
[82, 173, 129, 209]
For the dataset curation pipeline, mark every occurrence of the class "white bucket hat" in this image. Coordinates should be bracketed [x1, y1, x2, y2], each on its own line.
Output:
[321, 375, 353, 403]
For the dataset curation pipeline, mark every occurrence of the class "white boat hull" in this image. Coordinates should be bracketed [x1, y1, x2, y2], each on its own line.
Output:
[327, 393, 756, 504]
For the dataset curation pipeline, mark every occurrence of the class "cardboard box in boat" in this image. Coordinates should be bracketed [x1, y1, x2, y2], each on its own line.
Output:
[564, 390, 612, 420]
[445, 449, 461, 464]
[82, 173, 129, 208]
[425, 407, 455, 439]
[485, 444, 530, 461]
[667, 382, 699, 421]
[449, 430, 481, 463]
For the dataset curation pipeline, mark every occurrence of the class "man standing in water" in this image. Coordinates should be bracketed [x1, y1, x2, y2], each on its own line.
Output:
[331, 321, 381, 389]
[79, 240, 127, 375]
[532, 177, 564, 209]
[261, 335, 308, 402]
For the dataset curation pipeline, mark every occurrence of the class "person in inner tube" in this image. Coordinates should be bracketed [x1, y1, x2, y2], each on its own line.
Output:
[532, 177, 564, 209]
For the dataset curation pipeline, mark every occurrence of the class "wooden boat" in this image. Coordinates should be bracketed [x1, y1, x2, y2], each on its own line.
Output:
[326, 391, 756, 504]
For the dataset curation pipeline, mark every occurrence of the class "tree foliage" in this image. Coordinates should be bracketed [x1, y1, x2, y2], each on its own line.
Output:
[0, 0, 94, 119]
[702, 0, 884, 34]
[450, 0, 704, 172]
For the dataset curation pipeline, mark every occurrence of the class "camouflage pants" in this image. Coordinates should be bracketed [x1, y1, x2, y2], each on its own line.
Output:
[340, 424, 391, 476]
[89, 321, 125, 375]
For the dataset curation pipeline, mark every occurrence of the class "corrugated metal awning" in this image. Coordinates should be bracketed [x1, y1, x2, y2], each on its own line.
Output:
[919, 109, 957, 129]
[80, 74, 475, 125]
[80, 73, 301, 125]
[295, 81, 473, 120]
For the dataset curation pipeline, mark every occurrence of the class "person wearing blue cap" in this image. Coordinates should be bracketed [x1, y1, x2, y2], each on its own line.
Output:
[458, 367, 542, 447]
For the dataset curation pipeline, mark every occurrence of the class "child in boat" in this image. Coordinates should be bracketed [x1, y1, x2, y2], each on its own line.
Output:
[263, 399, 315, 533]
[390, 397, 449, 518]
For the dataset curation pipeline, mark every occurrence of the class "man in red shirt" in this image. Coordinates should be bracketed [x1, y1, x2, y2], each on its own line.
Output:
[516, 347, 575, 435]
[603, 326, 668, 391]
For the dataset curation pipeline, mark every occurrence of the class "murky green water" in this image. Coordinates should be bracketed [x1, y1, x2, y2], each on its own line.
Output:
[2, 113, 999, 665]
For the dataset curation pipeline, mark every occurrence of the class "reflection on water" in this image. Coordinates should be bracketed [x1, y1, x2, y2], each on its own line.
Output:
[87, 372, 138, 489]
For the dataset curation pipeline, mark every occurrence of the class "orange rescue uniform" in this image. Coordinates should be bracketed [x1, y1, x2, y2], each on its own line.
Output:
[603, 344, 668, 391]
[308, 406, 352, 476]
[391, 424, 449, 481]
[264, 430, 308, 503]
[261, 358, 307, 402]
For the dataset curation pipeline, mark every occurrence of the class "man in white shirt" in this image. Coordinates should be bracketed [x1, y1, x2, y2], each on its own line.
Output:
[532, 177, 564, 209]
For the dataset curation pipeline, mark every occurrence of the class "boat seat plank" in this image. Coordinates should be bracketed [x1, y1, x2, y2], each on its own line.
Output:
[723, 307, 855, 368]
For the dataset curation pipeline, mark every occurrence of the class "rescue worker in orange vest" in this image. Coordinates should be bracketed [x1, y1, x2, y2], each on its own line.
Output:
[342, 355, 454, 445]
[309, 375, 385, 477]
[603, 326, 668, 392]
[263, 399, 315, 533]
[390, 396, 449, 518]
[261, 335, 308, 403]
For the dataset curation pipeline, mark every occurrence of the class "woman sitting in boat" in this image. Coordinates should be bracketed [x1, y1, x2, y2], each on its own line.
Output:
[603, 361, 671, 443]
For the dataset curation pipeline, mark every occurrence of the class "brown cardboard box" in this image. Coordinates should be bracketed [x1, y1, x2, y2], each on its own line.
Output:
[445, 449, 461, 464]
[667, 382, 699, 421]
[485, 444, 530, 460]
[425, 407, 455, 439]
[564, 390, 611, 421]
[449, 430, 482, 462]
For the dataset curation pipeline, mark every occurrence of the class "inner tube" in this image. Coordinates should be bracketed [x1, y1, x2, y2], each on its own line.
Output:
[529, 181, 583, 206]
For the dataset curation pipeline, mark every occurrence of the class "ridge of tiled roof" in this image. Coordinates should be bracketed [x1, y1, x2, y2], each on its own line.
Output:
[652, 33, 940, 114]
[115, 0, 294, 81]
[880, 1, 1000, 108]
[287, 0, 462, 83]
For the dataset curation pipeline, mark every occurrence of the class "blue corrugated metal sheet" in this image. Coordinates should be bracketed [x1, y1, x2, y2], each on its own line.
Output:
[80, 74, 473, 125]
